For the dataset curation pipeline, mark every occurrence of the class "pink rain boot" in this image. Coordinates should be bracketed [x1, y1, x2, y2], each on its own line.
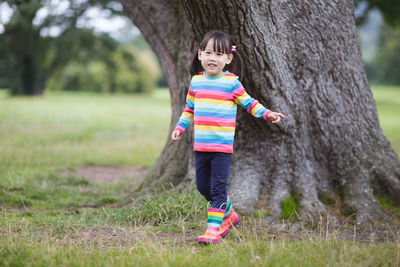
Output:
[198, 207, 225, 244]
[219, 195, 239, 237]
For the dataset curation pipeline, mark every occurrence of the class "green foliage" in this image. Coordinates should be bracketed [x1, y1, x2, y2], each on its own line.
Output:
[49, 45, 160, 93]
[281, 196, 297, 221]
[374, 24, 400, 85]
[0, 0, 150, 95]
[46, 31, 162, 93]
[355, 0, 400, 27]
[357, 2, 400, 85]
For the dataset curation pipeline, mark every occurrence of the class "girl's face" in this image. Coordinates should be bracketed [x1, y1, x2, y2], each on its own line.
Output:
[198, 39, 233, 77]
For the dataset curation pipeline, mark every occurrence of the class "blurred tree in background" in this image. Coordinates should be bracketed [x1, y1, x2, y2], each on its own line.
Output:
[355, 0, 400, 27]
[47, 36, 161, 93]
[0, 0, 398, 95]
[355, 0, 400, 85]
[0, 0, 161, 95]
[374, 24, 400, 85]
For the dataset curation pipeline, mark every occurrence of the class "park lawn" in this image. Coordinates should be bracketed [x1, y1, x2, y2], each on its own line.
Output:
[0, 90, 171, 209]
[0, 86, 399, 266]
[372, 85, 400, 154]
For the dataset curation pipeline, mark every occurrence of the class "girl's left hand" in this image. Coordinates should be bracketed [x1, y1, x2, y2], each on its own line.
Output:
[267, 112, 285, 124]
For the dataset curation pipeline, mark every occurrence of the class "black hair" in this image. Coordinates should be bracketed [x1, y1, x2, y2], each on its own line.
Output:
[189, 30, 243, 78]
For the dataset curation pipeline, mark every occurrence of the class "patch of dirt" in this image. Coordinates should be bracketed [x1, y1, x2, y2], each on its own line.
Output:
[259, 222, 400, 243]
[60, 226, 197, 247]
[61, 166, 148, 185]
[56, 221, 400, 248]
[247, 212, 400, 244]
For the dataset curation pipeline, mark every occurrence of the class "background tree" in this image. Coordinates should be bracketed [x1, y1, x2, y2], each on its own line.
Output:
[0, 0, 123, 95]
[374, 24, 400, 85]
[356, 1, 400, 85]
[120, 0, 400, 225]
[47, 39, 161, 93]
[355, 0, 400, 26]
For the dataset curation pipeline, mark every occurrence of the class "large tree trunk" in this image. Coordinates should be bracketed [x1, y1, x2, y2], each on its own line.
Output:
[120, 0, 400, 225]
[120, 0, 195, 191]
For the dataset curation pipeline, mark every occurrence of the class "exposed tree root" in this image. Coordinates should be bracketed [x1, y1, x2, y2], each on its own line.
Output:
[374, 168, 400, 206]
[229, 154, 264, 214]
[263, 179, 291, 224]
[342, 166, 394, 226]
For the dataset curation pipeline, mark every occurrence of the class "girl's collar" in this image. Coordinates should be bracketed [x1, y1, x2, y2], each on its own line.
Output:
[204, 71, 228, 80]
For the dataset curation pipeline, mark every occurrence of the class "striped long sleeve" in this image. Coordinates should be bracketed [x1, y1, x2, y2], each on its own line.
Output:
[175, 85, 195, 133]
[174, 71, 271, 153]
[232, 79, 272, 120]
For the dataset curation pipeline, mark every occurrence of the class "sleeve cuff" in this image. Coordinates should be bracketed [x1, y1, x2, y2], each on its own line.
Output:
[175, 125, 185, 133]
[263, 110, 273, 121]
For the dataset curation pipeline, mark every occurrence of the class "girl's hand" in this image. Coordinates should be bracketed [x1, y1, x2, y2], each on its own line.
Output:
[171, 130, 182, 141]
[267, 112, 285, 124]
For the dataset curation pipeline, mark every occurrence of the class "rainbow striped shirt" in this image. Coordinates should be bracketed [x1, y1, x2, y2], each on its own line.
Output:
[175, 71, 271, 153]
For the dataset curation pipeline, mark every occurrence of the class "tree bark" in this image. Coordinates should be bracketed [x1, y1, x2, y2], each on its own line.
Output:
[119, 0, 195, 191]
[120, 0, 400, 225]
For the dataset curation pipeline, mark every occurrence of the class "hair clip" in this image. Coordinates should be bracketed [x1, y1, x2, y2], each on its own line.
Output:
[231, 45, 237, 52]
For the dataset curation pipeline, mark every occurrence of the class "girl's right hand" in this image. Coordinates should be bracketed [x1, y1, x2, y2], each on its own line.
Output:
[171, 130, 182, 141]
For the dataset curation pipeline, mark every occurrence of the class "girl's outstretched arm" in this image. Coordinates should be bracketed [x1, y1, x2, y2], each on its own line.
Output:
[232, 79, 285, 123]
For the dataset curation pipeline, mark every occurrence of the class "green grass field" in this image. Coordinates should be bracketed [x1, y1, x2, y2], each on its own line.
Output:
[372, 85, 400, 153]
[0, 86, 399, 266]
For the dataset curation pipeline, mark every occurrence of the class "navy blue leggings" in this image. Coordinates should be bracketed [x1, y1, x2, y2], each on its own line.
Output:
[194, 151, 232, 209]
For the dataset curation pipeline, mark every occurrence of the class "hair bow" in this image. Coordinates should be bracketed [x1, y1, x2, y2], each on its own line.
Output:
[231, 45, 237, 52]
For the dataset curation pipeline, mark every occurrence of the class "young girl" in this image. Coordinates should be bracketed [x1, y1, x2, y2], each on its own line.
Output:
[171, 30, 285, 244]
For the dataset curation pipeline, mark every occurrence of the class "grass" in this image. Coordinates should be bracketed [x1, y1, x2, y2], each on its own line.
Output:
[378, 196, 400, 213]
[372, 85, 400, 154]
[281, 196, 297, 221]
[0, 238, 398, 266]
[0, 90, 171, 209]
[0, 86, 399, 266]
[0, 189, 399, 266]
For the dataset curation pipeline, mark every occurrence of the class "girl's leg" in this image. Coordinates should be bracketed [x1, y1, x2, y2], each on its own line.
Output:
[194, 152, 212, 202]
[195, 152, 226, 244]
[209, 153, 232, 209]
[197, 152, 232, 244]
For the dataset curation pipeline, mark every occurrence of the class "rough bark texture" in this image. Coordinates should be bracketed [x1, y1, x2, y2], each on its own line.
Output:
[119, 0, 195, 191]
[120, 0, 400, 225]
